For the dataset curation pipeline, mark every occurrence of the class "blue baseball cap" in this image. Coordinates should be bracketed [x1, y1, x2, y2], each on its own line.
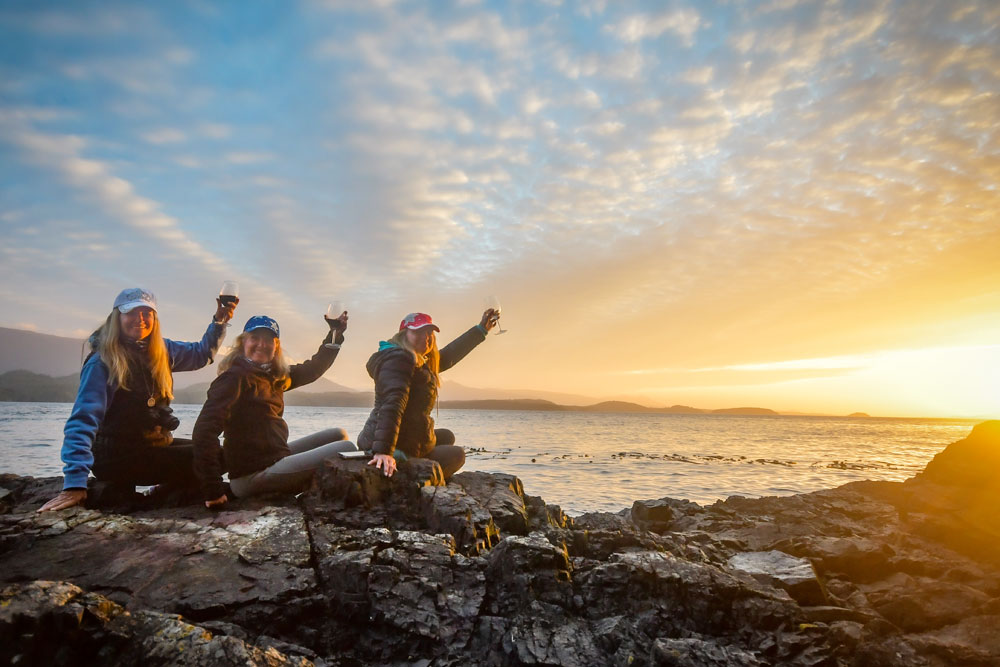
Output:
[243, 315, 280, 338]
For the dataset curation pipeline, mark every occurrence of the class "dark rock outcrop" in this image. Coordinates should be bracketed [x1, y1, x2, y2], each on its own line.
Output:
[0, 580, 312, 666]
[2, 420, 1000, 665]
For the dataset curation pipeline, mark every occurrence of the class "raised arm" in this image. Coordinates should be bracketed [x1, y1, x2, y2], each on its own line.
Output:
[439, 325, 488, 372]
[166, 297, 238, 372]
[288, 311, 347, 390]
[166, 321, 227, 372]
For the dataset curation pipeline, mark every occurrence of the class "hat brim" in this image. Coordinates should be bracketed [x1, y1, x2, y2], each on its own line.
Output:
[403, 323, 440, 332]
[118, 300, 157, 314]
[245, 325, 279, 337]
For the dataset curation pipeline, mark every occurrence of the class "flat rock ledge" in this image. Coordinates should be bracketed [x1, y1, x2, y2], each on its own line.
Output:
[2, 421, 999, 666]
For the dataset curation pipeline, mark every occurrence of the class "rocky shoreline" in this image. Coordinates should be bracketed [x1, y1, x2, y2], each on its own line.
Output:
[2, 421, 999, 666]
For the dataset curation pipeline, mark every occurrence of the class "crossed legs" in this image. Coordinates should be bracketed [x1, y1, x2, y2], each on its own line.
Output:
[229, 427, 357, 497]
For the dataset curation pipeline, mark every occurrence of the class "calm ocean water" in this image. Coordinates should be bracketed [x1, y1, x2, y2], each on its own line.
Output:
[0, 402, 980, 514]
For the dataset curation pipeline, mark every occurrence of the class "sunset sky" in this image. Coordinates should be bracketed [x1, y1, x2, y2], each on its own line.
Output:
[1, 1, 998, 418]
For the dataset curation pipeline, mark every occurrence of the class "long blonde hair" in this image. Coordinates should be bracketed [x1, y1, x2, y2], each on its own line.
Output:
[217, 331, 292, 390]
[91, 310, 173, 400]
[389, 329, 440, 386]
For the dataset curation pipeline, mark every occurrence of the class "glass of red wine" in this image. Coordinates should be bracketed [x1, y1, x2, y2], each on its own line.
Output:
[219, 281, 239, 306]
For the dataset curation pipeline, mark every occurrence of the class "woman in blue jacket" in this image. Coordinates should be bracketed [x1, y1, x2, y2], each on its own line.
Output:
[39, 288, 236, 511]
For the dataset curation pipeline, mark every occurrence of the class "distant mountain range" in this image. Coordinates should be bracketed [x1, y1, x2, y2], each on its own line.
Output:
[0, 326, 782, 415]
[0, 327, 89, 377]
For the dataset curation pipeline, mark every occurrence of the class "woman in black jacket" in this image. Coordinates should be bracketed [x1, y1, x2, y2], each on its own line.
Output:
[358, 309, 498, 479]
[192, 313, 356, 507]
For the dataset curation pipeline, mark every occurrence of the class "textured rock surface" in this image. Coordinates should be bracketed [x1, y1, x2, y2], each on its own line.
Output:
[0, 580, 311, 666]
[1, 421, 999, 665]
[728, 550, 827, 606]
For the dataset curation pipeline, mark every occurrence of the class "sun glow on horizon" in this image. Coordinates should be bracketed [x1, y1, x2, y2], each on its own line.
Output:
[624, 343, 1000, 419]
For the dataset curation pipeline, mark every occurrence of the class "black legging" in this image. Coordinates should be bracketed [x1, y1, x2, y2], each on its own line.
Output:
[92, 437, 198, 487]
[425, 428, 465, 479]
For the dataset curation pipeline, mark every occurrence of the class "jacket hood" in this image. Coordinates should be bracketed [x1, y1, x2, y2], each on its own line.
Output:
[366, 341, 411, 379]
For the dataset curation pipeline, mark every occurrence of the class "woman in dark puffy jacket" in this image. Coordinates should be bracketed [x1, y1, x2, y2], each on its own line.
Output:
[192, 312, 356, 507]
[359, 309, 498, 479]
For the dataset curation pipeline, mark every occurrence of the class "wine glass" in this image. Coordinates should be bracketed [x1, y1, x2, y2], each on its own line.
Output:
[325, 301, 345, 320]
[325, 301, 345, 348]
[219, 281, 239, 306]
[484, 295, 507, 335]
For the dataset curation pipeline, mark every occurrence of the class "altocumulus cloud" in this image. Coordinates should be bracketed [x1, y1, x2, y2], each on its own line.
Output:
[0, 0, 998, 407]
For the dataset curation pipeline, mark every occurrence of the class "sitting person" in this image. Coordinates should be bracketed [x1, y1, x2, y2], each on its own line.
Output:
[39, 287, 236, 512]
[359, 309, 498, 480]
[192, 312, 357, 507]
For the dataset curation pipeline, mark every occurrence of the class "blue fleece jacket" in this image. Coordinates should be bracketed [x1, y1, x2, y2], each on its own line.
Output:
[60, 321, 226, 490]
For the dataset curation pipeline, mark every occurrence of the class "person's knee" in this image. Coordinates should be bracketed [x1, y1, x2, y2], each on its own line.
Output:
[324, 427, 349, 441]
[441, 446, 465, 478]
[336, 440, 358, 452]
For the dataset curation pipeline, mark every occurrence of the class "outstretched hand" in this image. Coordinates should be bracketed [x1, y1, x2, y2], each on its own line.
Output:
[480, 308, 499, 332]
[215, 296, 239, 324]
[368, 453, 396, 477]
[324, 311, 349, 344]
[38, 488, 87, 512]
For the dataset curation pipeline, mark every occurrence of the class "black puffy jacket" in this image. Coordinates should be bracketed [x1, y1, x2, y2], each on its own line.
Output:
[357, 326, 486, 457]
[192, 334, 339, 500]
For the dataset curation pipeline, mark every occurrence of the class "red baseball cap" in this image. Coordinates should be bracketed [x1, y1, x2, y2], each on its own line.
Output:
[399, 312, 440, 332]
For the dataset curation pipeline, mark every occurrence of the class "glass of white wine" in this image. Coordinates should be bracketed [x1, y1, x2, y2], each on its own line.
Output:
[325, 301, 345, 320]
[485, 295, 507, 335]
[325, 301, 345, 348]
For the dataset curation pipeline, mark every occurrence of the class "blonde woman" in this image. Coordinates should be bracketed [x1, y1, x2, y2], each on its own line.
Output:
[192, 313, 356, 508]
[359, 310, 497, 479]
[39, 288, 236, 512]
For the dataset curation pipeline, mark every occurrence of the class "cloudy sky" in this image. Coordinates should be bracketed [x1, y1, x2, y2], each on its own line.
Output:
[1, 0, 998, 417]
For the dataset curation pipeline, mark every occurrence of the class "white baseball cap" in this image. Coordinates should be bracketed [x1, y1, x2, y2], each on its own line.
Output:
[113, 288, 157, 314]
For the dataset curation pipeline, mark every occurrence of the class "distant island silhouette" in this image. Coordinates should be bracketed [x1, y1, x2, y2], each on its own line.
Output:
[1, 369, 786, 415]
[435, 398, 780, 415]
